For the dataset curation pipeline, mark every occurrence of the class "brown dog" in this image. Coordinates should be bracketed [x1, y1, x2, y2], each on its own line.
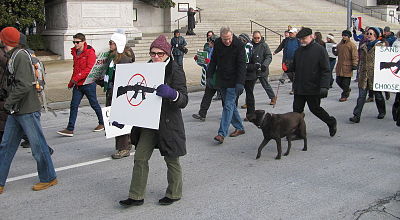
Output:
[248, 110, 307, 160]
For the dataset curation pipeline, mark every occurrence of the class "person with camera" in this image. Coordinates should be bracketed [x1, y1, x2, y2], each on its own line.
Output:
[171, 30, 187, 67]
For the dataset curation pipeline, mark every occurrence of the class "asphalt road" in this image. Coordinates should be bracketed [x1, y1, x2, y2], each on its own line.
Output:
[0, 81, 399, 220]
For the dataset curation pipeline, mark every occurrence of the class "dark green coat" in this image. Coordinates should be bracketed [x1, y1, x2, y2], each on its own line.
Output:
[131, 59, 188, 157]
[4, 48, 41, 114]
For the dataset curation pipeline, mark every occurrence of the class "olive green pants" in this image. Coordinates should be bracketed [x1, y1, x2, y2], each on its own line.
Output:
[129, 128, 182, 200]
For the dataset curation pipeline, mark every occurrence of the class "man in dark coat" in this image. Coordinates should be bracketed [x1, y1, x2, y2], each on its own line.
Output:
[207, 26, 246, 144]
[291, 27, 337, 137]
[186, 8, 197, 35]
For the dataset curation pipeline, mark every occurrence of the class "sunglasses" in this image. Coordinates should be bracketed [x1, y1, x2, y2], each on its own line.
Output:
[253, 37, 261, 39]
[109, 40, 115, 45]
[149, 52, 166, 57]
[72, 41, 82, 44]
[366, 33, 375, 35]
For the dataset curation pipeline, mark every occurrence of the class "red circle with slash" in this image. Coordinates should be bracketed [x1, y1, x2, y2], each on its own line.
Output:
[126, 73, 146, 107]
[389, 54, 400, 78]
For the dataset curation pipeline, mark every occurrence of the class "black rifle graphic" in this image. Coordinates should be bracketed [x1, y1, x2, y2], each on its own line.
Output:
[116, 83, 156, 100]
[380, 60, 400, 74]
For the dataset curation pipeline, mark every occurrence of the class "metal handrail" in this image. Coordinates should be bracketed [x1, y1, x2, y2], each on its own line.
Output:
[174, 7, 203, 30]
[331, 0, 399, 23]
[250, 20, 284, 43]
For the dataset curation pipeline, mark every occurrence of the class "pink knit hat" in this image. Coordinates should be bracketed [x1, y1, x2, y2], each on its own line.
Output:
[150, 35, 171, 56]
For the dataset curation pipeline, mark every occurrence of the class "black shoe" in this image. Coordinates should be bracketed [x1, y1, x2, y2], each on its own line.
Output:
[279, 78, 285, 84]
[328, 117, 337, 137]
[349, 116, 360, 123]
[21, 140, 30, 148]
[377, 113, 385, 119]
[192, 114, 205, 121]
[119, 198, 144, 207]
[158, 197, 180, 205]
[385, 92, 390, 100]
[48, 147, 54, 155]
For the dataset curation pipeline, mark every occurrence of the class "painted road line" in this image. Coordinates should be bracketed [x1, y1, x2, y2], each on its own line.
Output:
[6, 152, 135, 183]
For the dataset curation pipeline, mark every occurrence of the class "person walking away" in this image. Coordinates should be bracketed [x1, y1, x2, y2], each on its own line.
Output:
[57, 33, 104, 137]
[102, 32, 134, 159]
[335, 30, 358, 102]
[170, 30, 187, 67]
[349, 27, 387, 123]
[119, 35, 188, 206]
[207, 26, 246, 144]
[192, 35, 221, 121]
[0, 27, 57, 194]
[290, 27, 337, 137]
[186, 8, 198, 35]
[325, 33, 337, 88]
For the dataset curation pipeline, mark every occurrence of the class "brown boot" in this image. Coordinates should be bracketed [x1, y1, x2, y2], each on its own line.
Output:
[111, 150, 131, 159]
[269, 97, 277, 105]
[229, 129, 245, 137]
[32, 179, 58, 191]
[240, 104, 247, 109]
[0, 186, 4, 194]
[57, 129, 73, 137]
[93, 124, 105, 132]
[339, 97, 347, 102]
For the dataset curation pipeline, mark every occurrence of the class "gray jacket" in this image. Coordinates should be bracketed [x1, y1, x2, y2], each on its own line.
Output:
[171, 36, 187, 56]
[251, 39, 272, 77]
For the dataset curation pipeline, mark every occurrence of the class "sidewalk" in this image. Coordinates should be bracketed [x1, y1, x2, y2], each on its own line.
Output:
[43, 53, 284, 109]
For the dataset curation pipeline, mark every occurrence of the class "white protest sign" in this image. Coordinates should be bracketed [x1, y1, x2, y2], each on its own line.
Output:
[374, 46, 400, 92]
[101, 106, 132, 139]
[84, 51, 111, 85]
[109, 62, 166, 130]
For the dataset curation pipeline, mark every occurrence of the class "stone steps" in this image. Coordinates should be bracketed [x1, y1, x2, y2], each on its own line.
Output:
[128, 0, 400, 60]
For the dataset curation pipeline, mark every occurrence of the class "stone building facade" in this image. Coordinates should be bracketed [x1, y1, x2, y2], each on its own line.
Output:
[43, 0, 196, 59]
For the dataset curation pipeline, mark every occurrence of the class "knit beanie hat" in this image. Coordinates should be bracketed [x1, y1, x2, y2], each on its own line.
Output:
[150, 35, 171, 56]
[368, 27, 381, 38]
[238, 33, 251, 43]
[342, 30, 352, 38]
[0, 27, 20, 47]
[110, 32, 127, 54]
[327, 34, 335, 41]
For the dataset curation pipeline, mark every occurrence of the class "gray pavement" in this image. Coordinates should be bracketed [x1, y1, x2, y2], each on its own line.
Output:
[0, 79, 399, 219]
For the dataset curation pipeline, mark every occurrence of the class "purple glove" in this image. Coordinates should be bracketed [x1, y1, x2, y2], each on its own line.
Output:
[156, 84, 177, 100]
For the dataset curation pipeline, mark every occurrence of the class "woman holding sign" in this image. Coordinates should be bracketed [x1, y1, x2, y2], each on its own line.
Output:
[349, 27, 386, 123]
[119, 35, 188, 206]
[103, 32, 135, 159]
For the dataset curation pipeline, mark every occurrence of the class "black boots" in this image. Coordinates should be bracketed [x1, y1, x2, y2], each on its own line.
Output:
[158, 197, 180, 205]
[119, 198, 144, 207]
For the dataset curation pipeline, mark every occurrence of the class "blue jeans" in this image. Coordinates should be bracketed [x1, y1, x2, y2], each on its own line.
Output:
[353, 88, 386, 117]
[218, 88, 244, 137]
[0, 112, 56, 186]
[67, 83, 104, 131]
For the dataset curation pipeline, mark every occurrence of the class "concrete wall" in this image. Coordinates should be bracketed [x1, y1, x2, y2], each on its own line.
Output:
[132, 0, 197, 34]
[43, 0, 141, 59]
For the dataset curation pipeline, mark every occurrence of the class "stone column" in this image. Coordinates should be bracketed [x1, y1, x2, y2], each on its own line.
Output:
[43, 0, 142, 59]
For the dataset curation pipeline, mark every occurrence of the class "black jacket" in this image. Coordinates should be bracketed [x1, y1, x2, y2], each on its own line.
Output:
[131, 59, 188, 157]
[207, 35, 246, 88]
[247, 39, 272, 78]
[291, 41, 331, 95]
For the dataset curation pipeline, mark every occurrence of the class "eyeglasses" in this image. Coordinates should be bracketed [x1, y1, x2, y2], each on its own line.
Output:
[149, 52, 166, 57]
[253, 37, 261, 39]
[366, 33, 374, 35]
[72, 41, 82, 44]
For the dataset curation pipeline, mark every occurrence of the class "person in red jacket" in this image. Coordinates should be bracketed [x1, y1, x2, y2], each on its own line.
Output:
[57, 33, 104, 137]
